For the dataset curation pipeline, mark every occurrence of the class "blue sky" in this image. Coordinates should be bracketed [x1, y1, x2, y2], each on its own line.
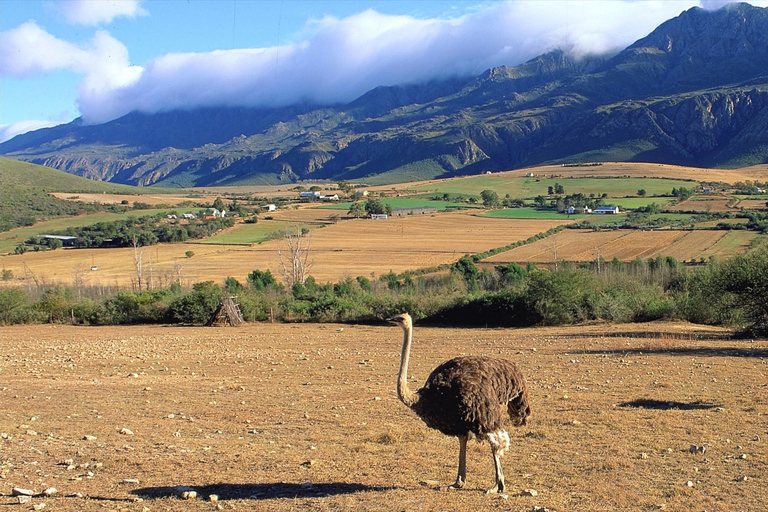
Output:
[2, 0, 765, 142]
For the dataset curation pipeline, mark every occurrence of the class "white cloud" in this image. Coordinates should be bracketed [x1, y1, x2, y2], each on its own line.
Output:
[77, 1, 697, 123]
[0, 120, 62, 143]
[0, 20, 143, 122]
[55, 0, 147, 26]
[4, 0, 768, 130]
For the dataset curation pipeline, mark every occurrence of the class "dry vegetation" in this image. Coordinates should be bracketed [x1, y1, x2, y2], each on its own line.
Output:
[1, 212, 566, 288]
[2, 321, 766, 512]
[484, 229, 748, 265]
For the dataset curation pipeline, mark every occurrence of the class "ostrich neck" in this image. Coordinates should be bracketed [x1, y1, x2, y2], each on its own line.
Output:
[398, 325, 419, 408]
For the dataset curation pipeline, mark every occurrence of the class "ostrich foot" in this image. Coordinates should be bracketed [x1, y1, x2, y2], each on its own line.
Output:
[439, 477, 466, 491]
[485, 481, 505, 494]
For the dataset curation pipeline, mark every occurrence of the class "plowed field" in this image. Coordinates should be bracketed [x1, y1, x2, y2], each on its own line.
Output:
[486, 229, 739, 264]
[2, 322, 766, 512]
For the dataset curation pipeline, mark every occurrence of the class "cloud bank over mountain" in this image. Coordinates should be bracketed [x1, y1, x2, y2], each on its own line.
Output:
[2, 0, 768, 132]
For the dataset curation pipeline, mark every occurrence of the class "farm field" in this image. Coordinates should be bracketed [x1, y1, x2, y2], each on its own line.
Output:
[665, 197, 735, 213]
[49, 193, 198, 207]
[0, 212, 568, 288]
[698, 231, 763, 260]
[1, 209, 198, 255]
[1, 321, 766, 512]
[407, 176, 696, 200]
[485, 229, 749, 265]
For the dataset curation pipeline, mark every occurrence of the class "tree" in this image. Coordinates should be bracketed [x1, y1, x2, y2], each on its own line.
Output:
[212, 197, 226, 211]
[480, 189, 500, 208]
[554, 183, 565, 194]
[364, 198, 391, 215]
[338, 180, 354, 194]
[637, 189, 647, 197]
[278, 227, 313, 287]
[453, 255, 480, 292]
[534, 195, 547, 207]
[348, 202, 366, 218]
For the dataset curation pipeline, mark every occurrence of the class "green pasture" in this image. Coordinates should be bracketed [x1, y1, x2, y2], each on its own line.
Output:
[479, 208, 579, 220]
[409, 176, 697, 200]
[609, 197, 673, 209]
[192, 220, 312, 245]
[314, 197, 480, 211]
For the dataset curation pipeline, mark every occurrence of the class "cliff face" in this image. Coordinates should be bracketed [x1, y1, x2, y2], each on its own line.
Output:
[2, 4, 768, 186]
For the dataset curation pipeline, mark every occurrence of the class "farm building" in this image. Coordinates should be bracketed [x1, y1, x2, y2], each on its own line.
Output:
[320, 194, 340, 201]
[594, 206, 620, 214]
[201, 208, 226, 220]
[261, 204, 277, 211]
[370, 214, 388, 220]
[37, 235, 78, 247]
[354, 190, 369, 198]
[182, 213, 197, 219]
[300, 191, 321, 200]
[391, 207, 438, 217]
[566, 206, 592, 214]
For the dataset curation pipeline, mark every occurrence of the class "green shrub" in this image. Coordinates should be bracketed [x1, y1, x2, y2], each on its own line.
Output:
[0, 288, 42, 324]
[169, 282, 222, 324]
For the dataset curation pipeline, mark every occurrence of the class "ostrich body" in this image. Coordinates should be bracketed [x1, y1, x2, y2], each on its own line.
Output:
[388, 313, 530, 493]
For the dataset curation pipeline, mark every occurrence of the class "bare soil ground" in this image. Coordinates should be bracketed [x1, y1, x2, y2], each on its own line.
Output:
[2, 322, 766, 512]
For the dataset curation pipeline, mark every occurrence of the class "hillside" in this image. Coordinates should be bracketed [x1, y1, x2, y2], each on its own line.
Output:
[2, 4, 768, 187]
[0, 157, 174, 231]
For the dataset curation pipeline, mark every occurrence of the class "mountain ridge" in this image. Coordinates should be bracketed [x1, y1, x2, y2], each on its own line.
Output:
[2, 3, 768, 186]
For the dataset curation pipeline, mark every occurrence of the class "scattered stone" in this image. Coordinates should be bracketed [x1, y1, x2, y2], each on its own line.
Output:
[639, 453, 649, 459]
[69, 492, 84, 498]
[43, 487, 57, 496]
[120, 428, 134, 436]
[521, 489, 539, 497]
[301, 459, 316, 467]
[532, 506, 550, 512]
[33, 503, 46, 511]
[123, 478, 140, 484]
[181, 491, 197, 500]
[209, 494, 219, 502]
[17, 496, 31, 505]
[12, 487, 34, 496]
[689, 445, 705, 454]
[83, 435, 97, 441]
[419, 480, 440, 487]
[739, 453, 747, 459]
[685, 480, 694, 487]
[739, 475, 748, 482]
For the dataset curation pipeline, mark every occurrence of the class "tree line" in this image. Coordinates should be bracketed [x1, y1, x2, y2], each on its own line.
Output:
[2, 243, 766, 335]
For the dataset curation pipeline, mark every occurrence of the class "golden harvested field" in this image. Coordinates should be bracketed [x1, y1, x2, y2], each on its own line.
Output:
[665, 197, 735, 213]
[737, 199, 768, 211]
[0, 212, 566, 288]
[384, 162, 768, 192]
[2, 322, 766, 512]
[49, 193, 198, 207]
[486, 229, 743, 265]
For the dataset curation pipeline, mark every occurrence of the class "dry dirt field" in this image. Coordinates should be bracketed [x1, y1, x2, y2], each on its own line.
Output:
[2, 321, 766, 512]
[48, 194, 199, 207]
[485, 229, 742, 265]
[1, 212, 566, 288]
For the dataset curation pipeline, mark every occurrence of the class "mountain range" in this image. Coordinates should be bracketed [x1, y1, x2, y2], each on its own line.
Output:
[2, 3, 768, 187]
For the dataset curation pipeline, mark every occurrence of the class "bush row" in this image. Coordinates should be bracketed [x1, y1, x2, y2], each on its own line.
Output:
[2, 244, 766, 334]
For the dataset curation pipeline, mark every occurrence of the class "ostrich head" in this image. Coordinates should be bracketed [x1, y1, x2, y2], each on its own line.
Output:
[386, 313, 412, 330]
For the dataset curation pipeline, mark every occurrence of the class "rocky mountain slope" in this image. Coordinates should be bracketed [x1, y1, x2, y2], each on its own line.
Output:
[2, 3, 768, 186]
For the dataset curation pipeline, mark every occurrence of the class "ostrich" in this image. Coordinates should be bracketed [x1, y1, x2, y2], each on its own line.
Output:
[387, 313, 530, 493]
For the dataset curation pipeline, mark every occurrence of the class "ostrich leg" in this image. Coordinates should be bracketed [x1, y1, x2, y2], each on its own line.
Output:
[444, 435, 468, 490]
[486, 430, 509, 494]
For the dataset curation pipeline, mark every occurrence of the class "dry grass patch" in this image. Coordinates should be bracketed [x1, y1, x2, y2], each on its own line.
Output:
[1, 212, 564, 287]
[1, 321, 766, 512]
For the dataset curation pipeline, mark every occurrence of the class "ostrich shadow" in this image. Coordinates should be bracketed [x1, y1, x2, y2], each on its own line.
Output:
[619, 399, 721, 410]
[131, 482, 392, 501]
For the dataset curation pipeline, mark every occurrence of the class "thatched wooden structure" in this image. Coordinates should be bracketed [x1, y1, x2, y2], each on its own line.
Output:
[207, 296, 245, 326]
